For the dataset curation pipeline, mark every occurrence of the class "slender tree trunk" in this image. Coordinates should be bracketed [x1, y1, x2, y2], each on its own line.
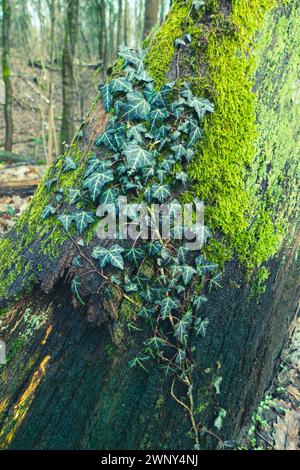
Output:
[60, 0, 79, 153]
[0, 0, 299, 450]
[46, 0, 57, 164]
[117, 0, 123, 49]
[124, 0, 130, 46]
[2, 0, 13, 152]
[143, 0, 159, 38]
[97, 0, 107, 77]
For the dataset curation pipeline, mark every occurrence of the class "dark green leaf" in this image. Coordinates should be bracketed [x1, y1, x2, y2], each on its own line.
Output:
[74, 211, 95, 234]
[100, 83, 113, 112]
[62, 156, 77, 173]
[109, 77, 133, 94]
[92, 244, 124, 270]
[122, 91, 151, 120]
[123, 142, 152, 173]
[41, 205, 56, 220]
[83, 170, 114, 201]
[58, 214, 74, 231]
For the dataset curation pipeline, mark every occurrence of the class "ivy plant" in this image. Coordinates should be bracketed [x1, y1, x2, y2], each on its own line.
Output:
[42, 42, 224, 449]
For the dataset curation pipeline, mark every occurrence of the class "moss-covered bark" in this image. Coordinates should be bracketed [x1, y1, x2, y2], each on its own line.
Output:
[0, 0, 299, 450]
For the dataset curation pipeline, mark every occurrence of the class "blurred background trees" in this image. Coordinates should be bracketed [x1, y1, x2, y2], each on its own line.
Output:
[0, 0, 170, 163]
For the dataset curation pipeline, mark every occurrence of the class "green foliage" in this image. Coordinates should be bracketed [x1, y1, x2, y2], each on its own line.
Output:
[39, 43, 221, 449]
[41, 205, 56, 220]
[83, 170, 114, 201]
[73, 211, 95, 234]
[92, 244, 125, 270]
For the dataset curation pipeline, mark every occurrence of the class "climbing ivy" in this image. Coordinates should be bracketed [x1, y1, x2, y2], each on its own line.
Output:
[41, 40, 225, 448]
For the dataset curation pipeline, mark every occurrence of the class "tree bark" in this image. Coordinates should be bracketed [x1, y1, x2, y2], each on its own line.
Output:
[0, 0, 299, 450]
[143, 0, 159, 38]
[1, 0, 13, 152]
[60, 0, 79, 153]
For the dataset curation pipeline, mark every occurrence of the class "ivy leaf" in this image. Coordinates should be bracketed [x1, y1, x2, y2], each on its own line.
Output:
[192, 295, 208, 312]
[95, 130, 118, 152]
[209, 272, 222, 290]
[122, 91, 151, 120]
[68, 188, 81, 205]
[58, 214, 74, 232]
[114, 99, 125, 116]
[83, 170, 114, 201]
[171, 143, 186, 161]
[123, 143, 152, 173]
[124, 246, 145, 266]
[135, 69, 153, 82]
[175, 171, 188, 185]
[145, 240, 163, 256]
[72, 256, 82, 268]
[196, 255, 218, 275]
[99, 187, 118, 204]
[84, 156, 102, 178]
[181, 265, 197, 285]
[145, 90, 167, 108]
[71, 276, 85, 305]
[189, 122, 202, 146]
[74, 211, 95, 234]
[150, 184, 171, 202]
[127, 124, 147, 143]
[194, 317, 209, 337]
[100, 83, 113, 112]
[92, 244, 124, 270]
[41, 205, 56, 220]
[62, 156, 77, 173]
[109, 77, 133, 94]
[140, 284, 156, 303]
[174, 37, 187, 47]
[192, 0, 206, 11]
[158, 297, 180, 319]
[114, 131, 126, 150]
[187, 96, 214, 120]
[149, 108, 169, 130]
[214, 408, 227, 431]
[175, 349, 186, 365]
[174, 314, 191, 344]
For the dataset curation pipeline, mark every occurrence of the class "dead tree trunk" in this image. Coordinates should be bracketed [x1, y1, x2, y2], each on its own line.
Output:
[1, 0, 13, 152]
[60, 0, 79, 153]
[0, 0, 299, 450]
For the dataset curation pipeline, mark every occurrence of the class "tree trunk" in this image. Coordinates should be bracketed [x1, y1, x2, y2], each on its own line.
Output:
[143, 0, 159, 38]
[1, 0, 13, 152]
[60, 0, 79, 153]
[117, 0, 123, 49]
[124, 0, 130, 46]
[0, 0, 299, 450]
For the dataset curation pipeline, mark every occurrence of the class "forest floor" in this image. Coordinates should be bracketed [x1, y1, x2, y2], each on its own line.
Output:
[240, 317, 300, 450]
[0, 49, 101, 163]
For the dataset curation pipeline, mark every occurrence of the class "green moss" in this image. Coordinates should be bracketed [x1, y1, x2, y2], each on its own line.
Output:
[184, 0, 298, 271]
[145, 0, 193, 88]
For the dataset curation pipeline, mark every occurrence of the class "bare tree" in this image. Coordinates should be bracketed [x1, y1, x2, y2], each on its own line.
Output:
[2, 0, 13, 152]
[60, 0, 79, 153]
[143, 0, 159, 38]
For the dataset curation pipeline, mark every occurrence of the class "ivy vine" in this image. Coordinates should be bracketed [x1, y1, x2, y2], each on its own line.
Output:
[41, 35, 226, 447]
